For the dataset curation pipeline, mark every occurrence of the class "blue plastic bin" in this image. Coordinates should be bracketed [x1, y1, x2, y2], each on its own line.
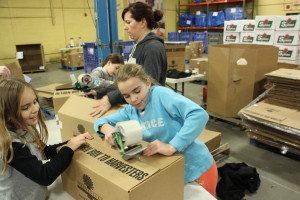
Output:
[225, 7, 244, 21]
[83, 42, 99, 73]
[207, 11, 225, 27]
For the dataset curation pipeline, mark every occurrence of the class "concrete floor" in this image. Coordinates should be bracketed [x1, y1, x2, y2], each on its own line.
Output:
[27, 62, 300, 200]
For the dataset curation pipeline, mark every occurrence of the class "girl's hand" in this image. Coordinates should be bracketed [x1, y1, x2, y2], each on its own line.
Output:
[67, 132, 94, 151]
[143, 139, 177, 157]
[99, 124, 116, 146]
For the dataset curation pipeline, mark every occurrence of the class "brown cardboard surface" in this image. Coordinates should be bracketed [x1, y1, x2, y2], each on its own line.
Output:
[5, 62, 24, 81]
[53, 90, 84, 114]
[197, 129, 221, 152]
[207, 44, 279, 117]
[189, 58, 209, 80]
[58, 95, 185, 200]
[36, 83, 63, 98]
[241, 100, 300, 130]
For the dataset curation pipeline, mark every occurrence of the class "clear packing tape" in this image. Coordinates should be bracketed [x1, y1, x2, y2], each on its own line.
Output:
[238, 85, 300, 155]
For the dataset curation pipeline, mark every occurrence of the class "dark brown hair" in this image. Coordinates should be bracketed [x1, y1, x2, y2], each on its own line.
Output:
[103, 53, 124, 66]
[122, 1, 163, 30]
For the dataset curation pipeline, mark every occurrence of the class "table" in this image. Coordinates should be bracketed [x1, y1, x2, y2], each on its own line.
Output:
[166, 74, 204, 95]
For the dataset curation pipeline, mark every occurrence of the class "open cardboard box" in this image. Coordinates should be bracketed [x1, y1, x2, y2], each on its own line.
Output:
[57, 95, 185, 200]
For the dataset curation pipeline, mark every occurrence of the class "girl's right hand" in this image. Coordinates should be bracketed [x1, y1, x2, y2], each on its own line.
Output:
[100, 124, 116, 146]
[66, 132, 94, 151]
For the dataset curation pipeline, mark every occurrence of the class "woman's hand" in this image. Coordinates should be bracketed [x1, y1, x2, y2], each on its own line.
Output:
[100, 124, 116, 146]
[90, 95, 112, 118]
[143, 139, 177, 157]
[66, 132, 94, 151]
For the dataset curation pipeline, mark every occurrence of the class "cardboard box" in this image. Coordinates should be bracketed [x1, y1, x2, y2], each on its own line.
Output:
[16, 43, 46, 72]
[276, 15, 300, 31]
[165, 45, 186, 71]
[197, 129, 221, 152]
[58, 95, 185, 200]
[62, 52, 84, 68]
[254, 30, 275, 45]
[276, 45, 300, 60]
[223, 32, 240, 44]
[240, 33, 256, 44]
[255, 15, 277, 30]
[207, 44, 279, 117]
[240, 20, 256, 32]
[53, 89, 84, 114]
[274, 31, 300, 46]
[5, 62, 25, 81]
[224, 20, 242, 32]
[189, 58, 209, 80]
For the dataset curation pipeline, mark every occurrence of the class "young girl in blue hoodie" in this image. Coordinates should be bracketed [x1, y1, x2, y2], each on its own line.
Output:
[94, 64, 218, 196]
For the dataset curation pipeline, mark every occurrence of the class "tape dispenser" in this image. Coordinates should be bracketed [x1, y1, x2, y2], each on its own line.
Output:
[102, 120, 146, 160]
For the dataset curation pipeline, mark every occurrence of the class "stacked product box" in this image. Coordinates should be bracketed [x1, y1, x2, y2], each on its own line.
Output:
[223, 20, 241, 44]
[223, 20, 256, 44]
[274, 15, 300, 65]
[254, 16, 276, 45]
[239, 20, 256, 44]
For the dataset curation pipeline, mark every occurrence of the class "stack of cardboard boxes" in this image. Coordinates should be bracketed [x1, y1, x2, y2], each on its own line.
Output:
[165, 41, 204, 72]
[224, 15, 300, 65]
[239, 68, 300, 156]
[61, 52, 84, 69]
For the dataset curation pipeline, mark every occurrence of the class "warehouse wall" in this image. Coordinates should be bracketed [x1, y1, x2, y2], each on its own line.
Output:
[2, 0, 298, 66]
[0, 0, 96, 65]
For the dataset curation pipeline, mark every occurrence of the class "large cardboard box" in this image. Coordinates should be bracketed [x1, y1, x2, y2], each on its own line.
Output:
[165, 45, 186, 71]
[57, 95, 185, 200]
[5, 62, 25, 81]
[207, 44, 279, 117]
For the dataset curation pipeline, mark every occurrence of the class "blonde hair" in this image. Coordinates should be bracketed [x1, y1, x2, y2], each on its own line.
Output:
[115, 64, 159, 88]
[0, 78, 48, 174]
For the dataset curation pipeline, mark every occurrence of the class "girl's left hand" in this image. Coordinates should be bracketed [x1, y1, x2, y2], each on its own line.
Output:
[143, 139, 177, 157]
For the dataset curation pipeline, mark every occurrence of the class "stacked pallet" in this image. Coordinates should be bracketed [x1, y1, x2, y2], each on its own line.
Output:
[239, 68, 300, 156]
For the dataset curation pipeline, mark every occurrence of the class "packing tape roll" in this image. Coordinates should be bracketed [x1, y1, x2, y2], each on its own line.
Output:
[115, 120, 143, 146]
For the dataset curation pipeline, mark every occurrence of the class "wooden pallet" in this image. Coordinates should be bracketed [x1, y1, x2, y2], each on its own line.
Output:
[211, 143, 230, 164]
[23, 69, 47, 73]
[207, 111, 244, 130]
[62, 65, 84, 71]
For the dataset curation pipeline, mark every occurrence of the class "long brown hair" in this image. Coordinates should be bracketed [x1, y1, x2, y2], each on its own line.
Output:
[122, 1, 163, 30]
[115, 64, 159, 88]
[0, 78, 48, 174]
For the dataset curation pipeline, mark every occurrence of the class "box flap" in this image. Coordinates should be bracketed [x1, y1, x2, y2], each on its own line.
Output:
[58, 95, 124, 123]
[36, 83, 63, 94]
[56, 82, 73, 90]
[5, 62, 25, 81]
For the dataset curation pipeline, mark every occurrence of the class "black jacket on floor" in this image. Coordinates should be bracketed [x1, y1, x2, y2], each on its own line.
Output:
[217, 162, 261, 200]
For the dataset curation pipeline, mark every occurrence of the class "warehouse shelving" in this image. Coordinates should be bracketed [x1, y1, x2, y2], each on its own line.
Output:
[178, 0, 254, 30]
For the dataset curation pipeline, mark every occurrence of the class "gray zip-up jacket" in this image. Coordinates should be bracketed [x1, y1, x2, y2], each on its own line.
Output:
[106, 32, 167, 106]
